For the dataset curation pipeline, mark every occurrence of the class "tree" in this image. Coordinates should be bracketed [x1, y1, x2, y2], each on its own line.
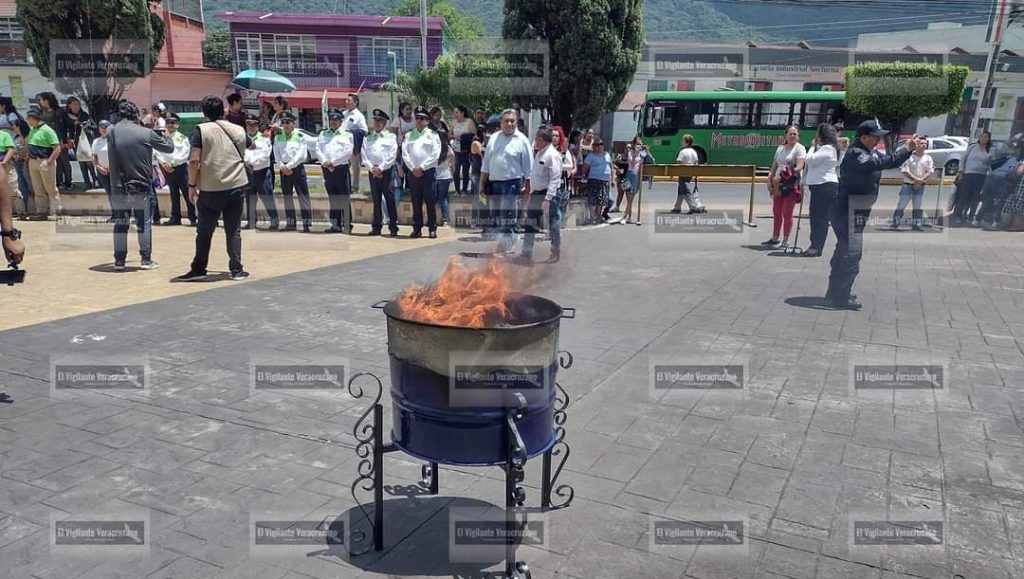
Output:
[844, 62, 970, 150]
[504, 0, 642, 130]
[382, 54, 512, 114]
[17, 1, 166, 120]
[202, 27, 232, 70]
[389, 0, 484, 39]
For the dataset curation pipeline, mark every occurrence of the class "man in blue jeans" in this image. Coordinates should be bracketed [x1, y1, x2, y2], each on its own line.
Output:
[479, 109, 532, 254]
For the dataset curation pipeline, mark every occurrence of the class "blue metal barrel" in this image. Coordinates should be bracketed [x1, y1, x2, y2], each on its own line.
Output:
[381, 294, 570, 467]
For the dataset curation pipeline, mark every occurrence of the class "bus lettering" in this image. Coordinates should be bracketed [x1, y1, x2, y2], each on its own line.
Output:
[710, 133, 786, 149]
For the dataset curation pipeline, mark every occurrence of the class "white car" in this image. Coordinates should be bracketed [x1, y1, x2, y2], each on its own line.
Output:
[896, 136, 968, 175]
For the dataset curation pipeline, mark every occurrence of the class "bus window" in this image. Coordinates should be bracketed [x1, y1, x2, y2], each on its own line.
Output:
[684, 101, 715, 128]
[641, 101, 714, 136]
[801, 102, 826, 128]
[642, 103, 676, 137]
[833, 103, 871, 130]
[716, 101, 753, 128]
[755, 102, 794, 128]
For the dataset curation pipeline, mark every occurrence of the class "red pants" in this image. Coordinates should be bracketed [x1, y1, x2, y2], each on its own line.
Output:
[772, 193, 799, 239]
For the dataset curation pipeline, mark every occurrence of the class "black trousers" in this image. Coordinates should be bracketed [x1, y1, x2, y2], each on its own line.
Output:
[191, 186, 245, 274]
[369, 168, 398, 233]
[827, 193, 874, 302]
[247, 167, 278, 225]
[281, 164, 312, 228]
[324, 164, 352, 232]
[166, 164, 195, 223]
[408, 168, 437, 232]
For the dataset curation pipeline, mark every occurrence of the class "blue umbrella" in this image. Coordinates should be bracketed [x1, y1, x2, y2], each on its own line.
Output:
[231, 69, 296, 94]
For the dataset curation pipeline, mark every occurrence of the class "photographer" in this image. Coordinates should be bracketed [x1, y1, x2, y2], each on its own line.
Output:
[1, 163, 24, 266]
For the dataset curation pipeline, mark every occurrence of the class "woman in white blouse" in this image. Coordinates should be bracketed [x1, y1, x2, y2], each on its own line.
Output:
[803, 123, 841, 257]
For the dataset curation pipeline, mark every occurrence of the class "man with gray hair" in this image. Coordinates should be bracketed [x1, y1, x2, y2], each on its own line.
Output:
[479, 108, 532, 254]
[521, 126, 562, 262]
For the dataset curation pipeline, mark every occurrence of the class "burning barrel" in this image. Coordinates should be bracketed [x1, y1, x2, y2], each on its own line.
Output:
[380, 293, 571, 466]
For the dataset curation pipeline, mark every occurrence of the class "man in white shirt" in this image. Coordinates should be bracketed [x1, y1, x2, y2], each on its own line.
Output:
[317, 108, 355, 234]
[243, 114, 278, 230]
[402, 106, 441, 238]
[480, 109, 532, 253]
[363, 109, 399, 237]
[670, 134, 705, 214]
[892, 144, 935, 231]
[343, 93, 367, 195]
[273, 112, 312, 232]
[521, 127, 562, 262]
[157, 113, 195, 226]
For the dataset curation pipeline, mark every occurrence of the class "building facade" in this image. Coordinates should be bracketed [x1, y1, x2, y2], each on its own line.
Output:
[218, 12, 448, 113]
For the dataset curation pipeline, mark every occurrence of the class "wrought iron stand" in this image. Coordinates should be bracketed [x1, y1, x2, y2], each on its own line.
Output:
[346, 351, 575, 579]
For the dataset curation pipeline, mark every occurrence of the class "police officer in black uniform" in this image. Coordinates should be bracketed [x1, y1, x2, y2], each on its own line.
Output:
[825, 120, 921, 310]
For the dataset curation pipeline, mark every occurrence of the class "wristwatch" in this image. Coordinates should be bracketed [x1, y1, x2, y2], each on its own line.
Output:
[0, 228, 21, 239]
[188, 183, 197, 188]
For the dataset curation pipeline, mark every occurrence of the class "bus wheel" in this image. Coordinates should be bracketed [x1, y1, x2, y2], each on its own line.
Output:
[694, 147, 708, 164]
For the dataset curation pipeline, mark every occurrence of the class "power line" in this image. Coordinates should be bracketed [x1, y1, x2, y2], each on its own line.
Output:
[645, 12, 992, 36]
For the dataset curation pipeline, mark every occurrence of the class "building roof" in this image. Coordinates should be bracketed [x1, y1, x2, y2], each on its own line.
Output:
[217, 11, 447, 30]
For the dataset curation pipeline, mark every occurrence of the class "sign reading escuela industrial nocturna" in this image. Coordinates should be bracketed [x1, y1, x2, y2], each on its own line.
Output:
[652, 48, 747, 79]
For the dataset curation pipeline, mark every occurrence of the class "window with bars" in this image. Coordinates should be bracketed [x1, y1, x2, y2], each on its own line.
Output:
[0, 18, 24, 41]
[356, 37, 421, 77]
[234, 34, 318, 75]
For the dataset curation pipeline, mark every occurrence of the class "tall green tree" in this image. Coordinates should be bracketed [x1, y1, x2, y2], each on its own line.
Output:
[504, 0, 642, 129]
[382, 54, 512, 114]
[17, 1, 166, 120]
[844, 62, 969, 150]
[389, 0, 484, 39]
[202, 27, 232, 70]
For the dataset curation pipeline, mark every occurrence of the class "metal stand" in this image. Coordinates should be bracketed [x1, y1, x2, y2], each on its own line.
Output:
[785, 190, 806, 255]
[345, 351, 575, 578]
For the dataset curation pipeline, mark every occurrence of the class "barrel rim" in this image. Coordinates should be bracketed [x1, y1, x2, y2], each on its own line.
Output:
[382, 292, 564, 331]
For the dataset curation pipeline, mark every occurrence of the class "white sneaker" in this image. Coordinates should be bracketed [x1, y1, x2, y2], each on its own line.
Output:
[140, 259, 160, 270]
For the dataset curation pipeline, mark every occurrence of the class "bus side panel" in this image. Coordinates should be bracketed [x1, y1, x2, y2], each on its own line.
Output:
[692, 129, 786, 168]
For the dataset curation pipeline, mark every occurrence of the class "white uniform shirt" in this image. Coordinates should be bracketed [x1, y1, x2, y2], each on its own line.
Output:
[92, 136, 109, 169]
[316, 128, 354, 166]
[154, 130, 191, 167]
[273, 130, 308, 170]
[531, 144, 562, 200]
[342, 108, 368, 133]
[244, 133, 272, 171]
[362, 130, 398, 171]
[402, 127, 442, 171]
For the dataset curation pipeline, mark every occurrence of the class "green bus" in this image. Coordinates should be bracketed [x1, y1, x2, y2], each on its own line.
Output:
[636, 90, 869, 167]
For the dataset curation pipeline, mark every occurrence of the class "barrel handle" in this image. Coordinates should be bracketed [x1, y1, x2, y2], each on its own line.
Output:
[560, 307, 576, 319]
[371, 300, 389, 309]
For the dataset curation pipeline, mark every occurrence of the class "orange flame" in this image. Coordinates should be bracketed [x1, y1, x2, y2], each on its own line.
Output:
[397, 257, 513, 328]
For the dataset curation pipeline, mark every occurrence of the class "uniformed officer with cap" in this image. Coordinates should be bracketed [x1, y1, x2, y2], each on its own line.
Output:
[317, 108, 354, 233]
[402, 106, 441, 238]
[156, 112, 195, 225]
[273, 111, 312, 231]
[243, 113, 278, 229]
[825, 120, 922, 310]
[362, 108, 399, 237]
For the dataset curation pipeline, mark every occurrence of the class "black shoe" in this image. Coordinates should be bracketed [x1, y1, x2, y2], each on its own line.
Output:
[113, 260, 126, 272]
[669, 208, 682, 214]
[240, 224, 253, 230]
[761, 238, 781, 245]
[686, 207, 707, 214]
[325, 225, 345, 234]
[283, 222, 297, 231]
[803, 248, 822, 257]
[911, 225, 923, 231]
[389, 230, 399, 238]
[302, 227, 311, 233]
[230, 270, 250, 281]
[550, 249, 560, 262]
[173, 270, 207, 281]
[428, 230, 437, 239]
[410, 230, 422, 239]
[368, 229, 382, 236]
[825, 297, 862, 311]
[164, 219, 182, 226]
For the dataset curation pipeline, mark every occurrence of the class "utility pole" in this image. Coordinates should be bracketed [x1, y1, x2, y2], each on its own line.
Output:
[420, 0, 428, 69]
[973, 0, 1021, 138]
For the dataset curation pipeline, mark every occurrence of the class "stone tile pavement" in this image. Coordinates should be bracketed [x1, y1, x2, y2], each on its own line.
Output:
[1, 193, 1024, 578]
